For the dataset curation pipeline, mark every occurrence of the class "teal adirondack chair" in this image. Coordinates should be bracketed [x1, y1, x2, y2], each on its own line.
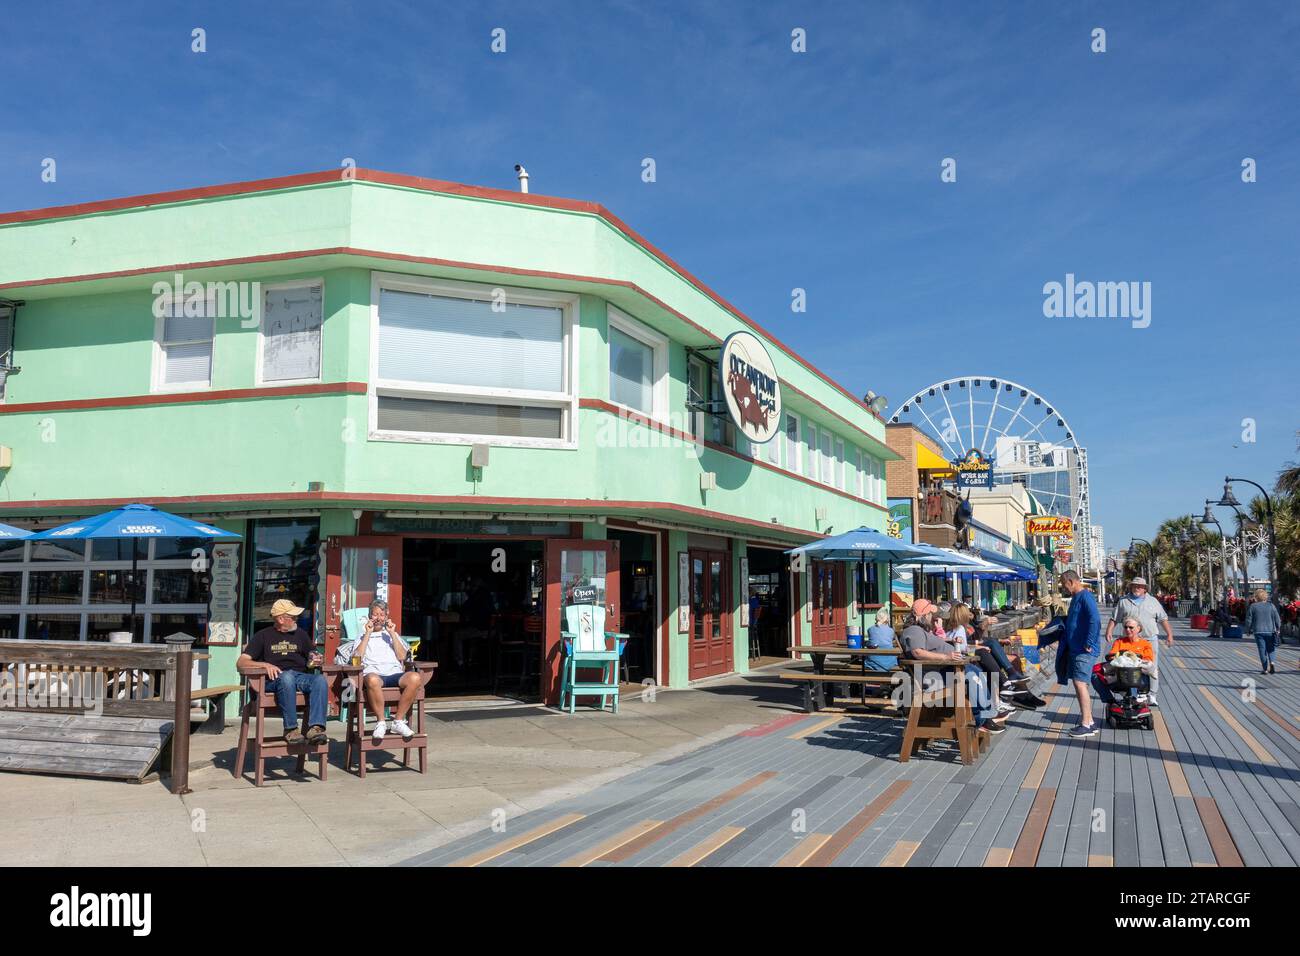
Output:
[560, 602, 628, 714]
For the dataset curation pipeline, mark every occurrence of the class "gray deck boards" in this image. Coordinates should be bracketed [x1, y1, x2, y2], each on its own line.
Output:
[403, 621, 1300, 866]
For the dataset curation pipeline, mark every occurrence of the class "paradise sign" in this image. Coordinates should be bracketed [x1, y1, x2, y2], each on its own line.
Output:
[951, 449, 993, 488]
[1026, 516, 1073, 537]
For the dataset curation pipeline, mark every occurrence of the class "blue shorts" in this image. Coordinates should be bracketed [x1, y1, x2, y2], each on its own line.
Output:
[367, 671, 406, 688]
[1068, 651, 1099, 684]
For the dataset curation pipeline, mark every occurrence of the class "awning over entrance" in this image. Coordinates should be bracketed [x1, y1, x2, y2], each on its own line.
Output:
[915, 443, 952, 475]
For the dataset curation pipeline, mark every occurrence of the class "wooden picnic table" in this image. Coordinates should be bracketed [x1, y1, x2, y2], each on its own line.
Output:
[787, 644, 903, 709]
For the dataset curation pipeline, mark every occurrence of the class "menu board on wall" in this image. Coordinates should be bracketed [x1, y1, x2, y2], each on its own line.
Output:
[207, 542, 241, 646]
[677, 552, 689, 632]
[739, 556, 750, 627]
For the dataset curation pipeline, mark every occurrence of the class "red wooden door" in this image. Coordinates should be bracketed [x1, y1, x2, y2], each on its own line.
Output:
[810, 560, 845, 645]
[324, 536, 403, 707]
[688, 549, 732, 679]
[543, 538, 621, 706]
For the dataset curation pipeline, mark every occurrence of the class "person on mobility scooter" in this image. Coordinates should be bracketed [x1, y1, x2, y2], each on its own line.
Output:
[1092, 618, 1156, 730]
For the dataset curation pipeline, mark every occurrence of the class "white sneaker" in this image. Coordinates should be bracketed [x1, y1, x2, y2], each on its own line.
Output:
[997, 702, 1016, 715]
[372, 720, 387, 743]
[391, 718, 414, 741]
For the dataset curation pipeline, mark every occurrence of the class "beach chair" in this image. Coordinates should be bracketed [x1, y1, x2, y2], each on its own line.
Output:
[559, 602, 628, 714]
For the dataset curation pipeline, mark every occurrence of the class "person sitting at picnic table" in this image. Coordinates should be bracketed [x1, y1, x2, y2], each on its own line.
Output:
[898, 599, 1008, 734]
[971, 607, 1033, 696]
[949, 603, 1017, 716]
[237, 599, 329, 747]
[864, 606, 898, 672]
[1091, 619, 1155, 706]
[354, 599, 422, 743]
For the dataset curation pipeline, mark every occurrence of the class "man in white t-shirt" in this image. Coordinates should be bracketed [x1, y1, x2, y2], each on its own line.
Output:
[1104, 578, 1174, 706]
[355, 599, 423, 743]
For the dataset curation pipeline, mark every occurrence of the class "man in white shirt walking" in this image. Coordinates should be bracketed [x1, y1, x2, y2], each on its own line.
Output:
[355, 599, 422, 742]
[1104, 577, 1174, 705]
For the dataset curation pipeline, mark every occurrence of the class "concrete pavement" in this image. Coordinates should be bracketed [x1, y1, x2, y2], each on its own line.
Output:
[0, 666, 798, 866]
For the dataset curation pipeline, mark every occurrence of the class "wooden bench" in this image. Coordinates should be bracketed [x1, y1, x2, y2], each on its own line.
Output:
[189, 684, 240, 735]
[778, 665, 903, 713]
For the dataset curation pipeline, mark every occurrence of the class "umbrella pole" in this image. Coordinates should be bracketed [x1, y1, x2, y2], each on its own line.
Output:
[131, 545, 138, 642]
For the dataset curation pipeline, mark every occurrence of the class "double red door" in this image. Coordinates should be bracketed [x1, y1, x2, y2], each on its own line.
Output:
[688, 549, 732, 679]
[810, 560, 845, 645]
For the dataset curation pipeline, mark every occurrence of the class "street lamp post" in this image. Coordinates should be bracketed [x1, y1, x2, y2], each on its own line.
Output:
[1219, 477, 1280, 607]
[1130, 537, 1154, 592]
[1200, 504, 1231, 610]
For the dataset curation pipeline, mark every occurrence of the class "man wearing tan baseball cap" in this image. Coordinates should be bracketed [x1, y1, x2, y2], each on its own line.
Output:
[238, 598, 329, 747]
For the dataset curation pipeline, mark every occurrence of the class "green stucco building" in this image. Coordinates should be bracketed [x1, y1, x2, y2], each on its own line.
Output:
[0, 169, 896, 709]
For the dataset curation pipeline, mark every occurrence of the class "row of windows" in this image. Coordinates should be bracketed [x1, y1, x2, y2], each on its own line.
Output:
[16, 273, 885, 494]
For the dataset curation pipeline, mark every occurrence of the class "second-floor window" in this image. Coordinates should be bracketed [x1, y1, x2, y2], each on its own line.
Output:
[370, 274, 577, 447]
[259, 281, 323, 384]
[153, 292, 214, 391]
[608, 308, 667, 420]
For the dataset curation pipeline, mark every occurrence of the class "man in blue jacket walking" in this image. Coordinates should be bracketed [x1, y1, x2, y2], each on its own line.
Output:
[1061, 570, 1101, 737]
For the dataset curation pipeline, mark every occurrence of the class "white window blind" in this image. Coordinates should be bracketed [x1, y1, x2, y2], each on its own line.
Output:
[836, 439, 846, 490]
[378, 289, 563, 393]
[609, 325, 653, 413]
[785, 414, 800, 473]
[821, 432, 833, 486]
[160, 307, 213, 388]
[263, 283, 323, 382]
[805, 424, 818, 480]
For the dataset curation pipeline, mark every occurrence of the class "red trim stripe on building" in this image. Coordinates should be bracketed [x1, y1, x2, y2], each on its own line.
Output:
[0, 168, 888, 427]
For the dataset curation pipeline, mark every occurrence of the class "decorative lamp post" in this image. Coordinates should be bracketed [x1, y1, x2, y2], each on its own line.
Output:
[1200, 504, 1231, 609]
[1219, 478, 1280, 607]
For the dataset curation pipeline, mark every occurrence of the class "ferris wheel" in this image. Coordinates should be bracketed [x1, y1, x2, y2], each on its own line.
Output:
[886, 377, 1090, 539]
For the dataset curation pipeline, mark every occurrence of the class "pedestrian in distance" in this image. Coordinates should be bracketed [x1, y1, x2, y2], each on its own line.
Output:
[1243, 588, 1282, 675]
[1059, 571, 1101, 737]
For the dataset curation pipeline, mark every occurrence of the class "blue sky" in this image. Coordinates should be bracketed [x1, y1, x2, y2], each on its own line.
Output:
[3, 0, 1297, 562]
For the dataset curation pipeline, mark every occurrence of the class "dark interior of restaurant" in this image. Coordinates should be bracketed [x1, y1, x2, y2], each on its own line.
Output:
[745, 546, 790, 659]
[401, 538, 545, 699]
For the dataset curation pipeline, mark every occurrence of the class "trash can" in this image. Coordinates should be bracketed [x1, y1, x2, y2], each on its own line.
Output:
[1224, 624, 1243, 640]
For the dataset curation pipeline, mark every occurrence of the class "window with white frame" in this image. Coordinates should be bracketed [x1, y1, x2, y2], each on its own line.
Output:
[608, 308, 667, 420]
[154, 291, 215, 390]
[805, 423, 819, 481]
[370, 275, 577, 446]
[0, 536, 213, 643]
[857, 448, 867, 498]
[820, 431, 833, 487]
[785, 413, 800, 474]
[835, 439, 846, 490]
[260, 281, 323, 383]
[763, 425, 781, 466]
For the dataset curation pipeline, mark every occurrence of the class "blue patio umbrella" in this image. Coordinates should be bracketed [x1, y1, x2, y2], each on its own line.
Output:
[788, 527, 986, 635]
[31, 503, 241, 640]
[0, 522, 31, 539]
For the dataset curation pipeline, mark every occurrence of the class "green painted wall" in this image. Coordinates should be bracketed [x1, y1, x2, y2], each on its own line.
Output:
[0, 174, 896, 698]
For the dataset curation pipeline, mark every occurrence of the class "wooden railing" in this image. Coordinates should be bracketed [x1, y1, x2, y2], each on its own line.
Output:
[0, 634, 196, 794]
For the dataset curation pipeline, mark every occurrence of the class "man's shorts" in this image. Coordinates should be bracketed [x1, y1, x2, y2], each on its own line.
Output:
[1068, 651, 1099, 684]
[365, 671, 405, 688]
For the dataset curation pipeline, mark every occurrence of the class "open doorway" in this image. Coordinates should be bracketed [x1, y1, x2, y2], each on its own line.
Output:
[745, 546, 790, 665]
[608, 527, 657, 687]
[401, 538, 545, 700]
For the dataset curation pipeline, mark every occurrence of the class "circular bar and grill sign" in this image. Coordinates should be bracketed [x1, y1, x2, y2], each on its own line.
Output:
[720, 331, 781, 443]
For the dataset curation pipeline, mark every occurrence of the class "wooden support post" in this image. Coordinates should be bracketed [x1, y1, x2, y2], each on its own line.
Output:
[165, 632, 196, 796]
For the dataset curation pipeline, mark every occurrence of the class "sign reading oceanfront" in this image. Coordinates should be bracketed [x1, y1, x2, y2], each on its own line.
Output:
[1026, 516, 1073, 537]
[951, 449, 994, 488]
[720, 331, 781, 443]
